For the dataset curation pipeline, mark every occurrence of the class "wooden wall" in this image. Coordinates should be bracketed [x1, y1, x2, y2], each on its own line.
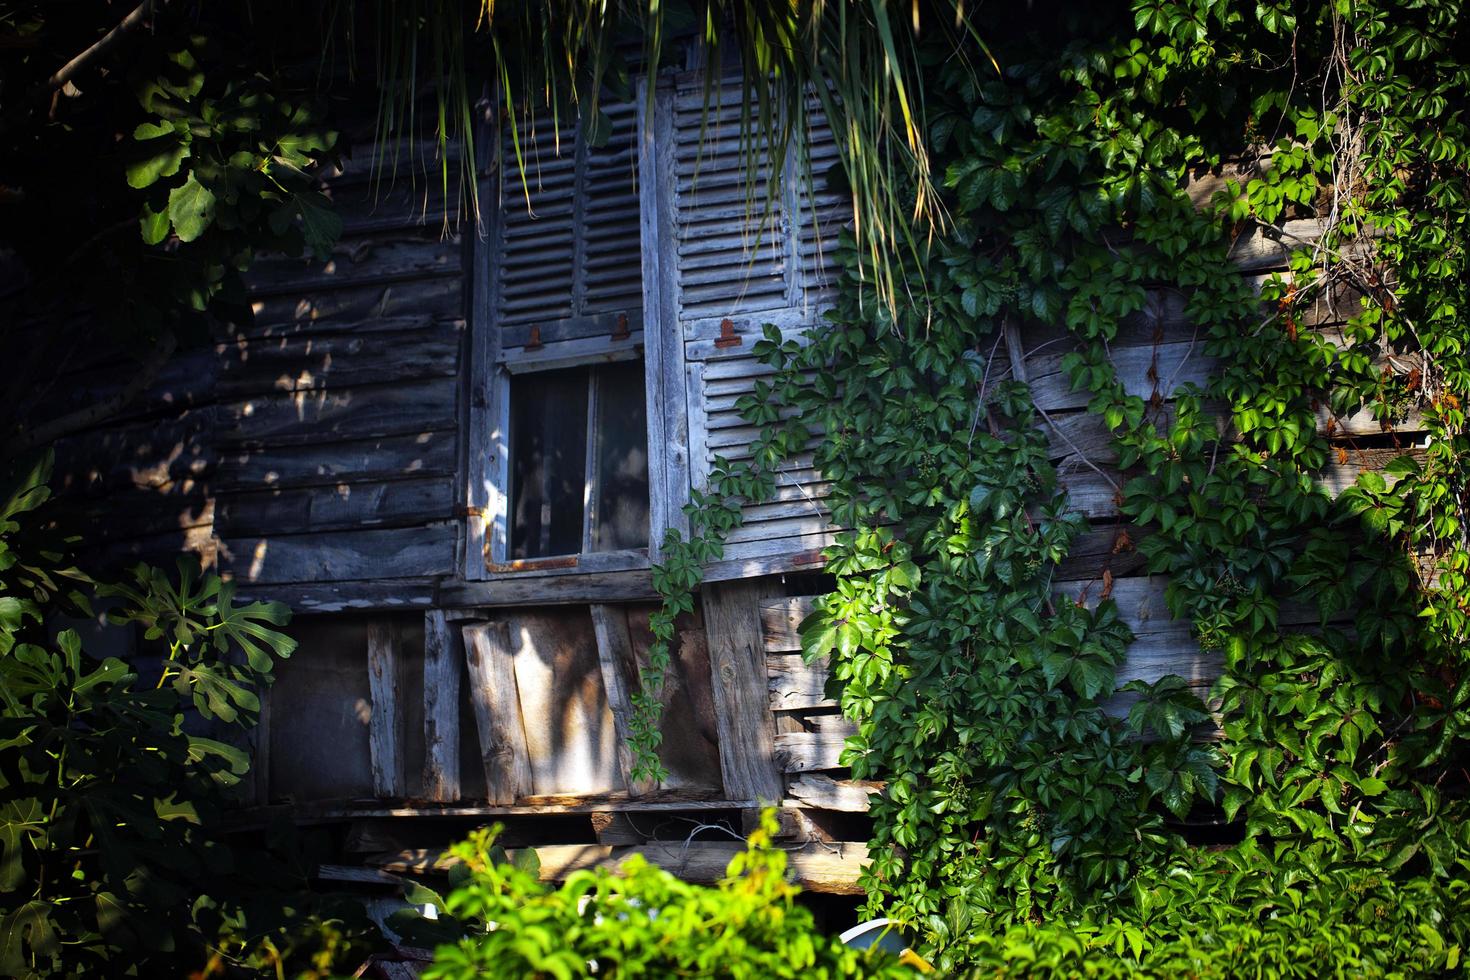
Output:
[214, 124, 466, 613]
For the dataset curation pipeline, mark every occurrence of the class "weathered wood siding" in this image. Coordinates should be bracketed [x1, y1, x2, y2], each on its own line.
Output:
[215, 122, 466, 611]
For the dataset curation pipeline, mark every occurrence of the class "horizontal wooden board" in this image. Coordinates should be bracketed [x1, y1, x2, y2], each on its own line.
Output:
[232, 578, 440, 613]
[216, 431, 458, 492]
[50, 412, 215, 496]
[220, 523, 457, 585]
[768, 652, 831, 710]
[773, 719, 858, 773]
[217, 321, 462, 396]
[786, 774, 881, 813]
[39, 346, 218, 429]
[332, 178, 456, 235]
[216, 477, 454, 536]
[247, 228, 462, 299]
[370, 840, 867, 894]
[243, 276, 462, 336]
[217, 378, 457, 447]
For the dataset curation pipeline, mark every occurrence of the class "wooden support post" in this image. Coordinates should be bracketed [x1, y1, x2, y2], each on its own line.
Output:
[702, 580, 785, 802]
[461, 621, 534, 805]
[589, 604, 652, 796]
[423, 610, 461, 802]
[367, 618, 403, 798]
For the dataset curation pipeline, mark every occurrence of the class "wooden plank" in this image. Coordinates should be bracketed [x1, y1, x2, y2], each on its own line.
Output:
[423, 611, 461, 802]
[440, 569, 659, 607]
[252, 681, 272, 806]
[701, 579, 785, 802]
[216, 321, 461, 396]
[773, 717, 858, 774]
[369, 841, 867, 894]
[1224, 218, 1325, 271]
[620, 605, 724, 791]
[242, 276, 462, 336]
[507, 610, 623, 797]
[589, 604, 650, 795]
[461, 621, 535, 805]
[787, 774, 881, 813]
[220, 524, 457, 585]
[367, 619, 404, 798]
[233, 578, 439, 613]
[247, 228, 462, 298]
[767, 652, 832, 711]
[463, 158, 503, 580]
[217, 377, 458, 447]
[217, 431, 458, 492]
[216, 477, 453, 536]
[760, 597, 808, 653]
[315, 864, 407, 886]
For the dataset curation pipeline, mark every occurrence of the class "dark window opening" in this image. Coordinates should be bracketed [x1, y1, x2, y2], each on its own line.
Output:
[509, 361, 650, 560]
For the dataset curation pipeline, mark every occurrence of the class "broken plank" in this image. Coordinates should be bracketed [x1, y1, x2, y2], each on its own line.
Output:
[786, 774, 881, 813]
[767, 652, 833, 711]
[461, 621, 534, 805]
[773, 719, 858, 774]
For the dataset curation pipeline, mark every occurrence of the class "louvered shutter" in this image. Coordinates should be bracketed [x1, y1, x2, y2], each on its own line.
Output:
[492, 101, 644, 343]
[670, 79, 850, 569]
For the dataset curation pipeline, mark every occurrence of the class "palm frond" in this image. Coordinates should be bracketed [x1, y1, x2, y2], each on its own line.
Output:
[349, 1, 982, 315]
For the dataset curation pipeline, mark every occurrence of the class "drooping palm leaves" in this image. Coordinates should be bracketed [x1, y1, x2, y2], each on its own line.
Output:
[352, 0, 987, 315]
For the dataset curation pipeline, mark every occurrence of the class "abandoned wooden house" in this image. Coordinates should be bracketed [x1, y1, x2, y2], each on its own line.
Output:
[24, 55, 1414, 894]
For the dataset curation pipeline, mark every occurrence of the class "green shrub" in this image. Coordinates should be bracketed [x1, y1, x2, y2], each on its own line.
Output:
[420, 814, 915, 980]
[0, 453, 374, 977]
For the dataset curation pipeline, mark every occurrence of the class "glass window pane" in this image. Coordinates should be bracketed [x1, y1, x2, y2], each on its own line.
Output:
[590, 360, 650, 552]
[510, 368, 588, 559]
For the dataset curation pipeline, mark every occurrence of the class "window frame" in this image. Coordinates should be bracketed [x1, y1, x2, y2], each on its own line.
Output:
[464, 76, 688, 584]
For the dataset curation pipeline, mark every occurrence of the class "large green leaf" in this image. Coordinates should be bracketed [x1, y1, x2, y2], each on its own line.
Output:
[0, 797, 45, 892]
[296, 193, 343, 260]
[125, 122, 190, 190]
[167, 175, 216, 242]
[0, 900, 57, 977]
[210, 579, 296, 670]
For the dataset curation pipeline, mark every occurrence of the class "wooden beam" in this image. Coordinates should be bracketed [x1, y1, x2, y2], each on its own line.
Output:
[423, 610, 461, 802]
[367, 619, 403, 797]
[368, 841, 868, 895]
[461, 621, 534, 805]
[701, 580, 785, 802]
[589, 604, 651, 795]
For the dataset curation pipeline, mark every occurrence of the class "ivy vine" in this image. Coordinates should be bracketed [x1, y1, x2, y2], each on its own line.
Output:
[635, 0, 1468, 969]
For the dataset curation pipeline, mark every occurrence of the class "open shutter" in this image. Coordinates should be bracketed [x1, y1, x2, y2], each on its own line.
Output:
[669, 78, 849, 573]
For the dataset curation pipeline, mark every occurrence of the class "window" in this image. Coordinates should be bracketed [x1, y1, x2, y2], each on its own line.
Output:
[509, 361, 650, 559]
[465, 70, 849, 585]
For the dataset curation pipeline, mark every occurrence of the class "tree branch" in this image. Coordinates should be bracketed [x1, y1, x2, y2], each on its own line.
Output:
[30, 0, 167, 103]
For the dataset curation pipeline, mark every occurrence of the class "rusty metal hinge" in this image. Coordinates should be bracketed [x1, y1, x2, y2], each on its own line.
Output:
[713, 317, 741, 349]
